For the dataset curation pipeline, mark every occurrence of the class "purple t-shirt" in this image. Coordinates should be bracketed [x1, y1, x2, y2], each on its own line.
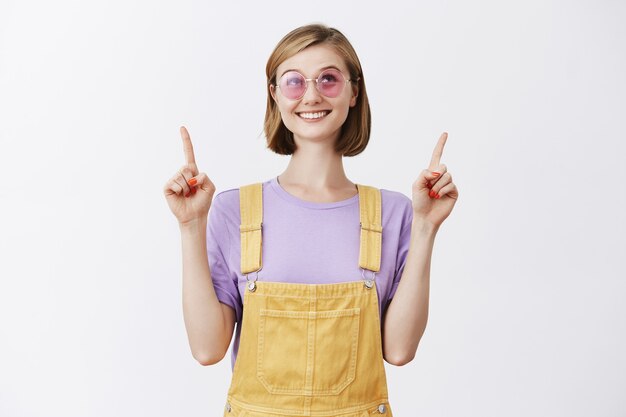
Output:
[206, 176, 413, 370]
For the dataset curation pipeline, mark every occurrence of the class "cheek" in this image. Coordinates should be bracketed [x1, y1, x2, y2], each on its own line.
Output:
[276, 99, 297, 117]
[336, 108, 351, 126]
[334, 97, 353, 117]
[275, 101, 299, 130]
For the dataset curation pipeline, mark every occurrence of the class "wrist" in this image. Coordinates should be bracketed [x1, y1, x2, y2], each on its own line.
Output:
[411, 216, 439, 236]
[179, 217, 208, 233]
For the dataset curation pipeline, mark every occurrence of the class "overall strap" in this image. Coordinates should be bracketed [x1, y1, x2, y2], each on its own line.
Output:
[239, 183, 263, 275]
[356, 184, 382, 273]
[238, 182, 382, 275]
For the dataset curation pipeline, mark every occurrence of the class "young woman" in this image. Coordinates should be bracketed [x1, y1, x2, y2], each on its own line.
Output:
[163, 24, 458, 417]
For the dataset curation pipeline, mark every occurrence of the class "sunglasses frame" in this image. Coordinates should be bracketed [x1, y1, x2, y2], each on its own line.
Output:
[274, 68, 360, 101]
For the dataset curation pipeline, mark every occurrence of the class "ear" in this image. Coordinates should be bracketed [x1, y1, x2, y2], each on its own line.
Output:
[349, 83, 359, 108]
[270, 84, 278, 102]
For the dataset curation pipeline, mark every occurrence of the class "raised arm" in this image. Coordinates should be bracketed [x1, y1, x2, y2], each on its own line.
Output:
[383, 132, 459, 365]
[163, 126, 235, 365]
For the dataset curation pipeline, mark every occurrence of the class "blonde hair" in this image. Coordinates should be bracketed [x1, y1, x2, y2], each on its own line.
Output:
[264, 24, 371, 156]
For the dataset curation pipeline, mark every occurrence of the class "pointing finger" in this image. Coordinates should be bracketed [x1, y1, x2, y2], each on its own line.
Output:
[180, 126, 196, 166]
[428, 132, 448, 171]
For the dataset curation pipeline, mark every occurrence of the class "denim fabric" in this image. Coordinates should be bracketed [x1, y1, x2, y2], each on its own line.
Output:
[223, 183, 392, 416]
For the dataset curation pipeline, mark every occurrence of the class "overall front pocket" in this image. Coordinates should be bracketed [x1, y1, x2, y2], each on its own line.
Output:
[257, 307, 361, 396]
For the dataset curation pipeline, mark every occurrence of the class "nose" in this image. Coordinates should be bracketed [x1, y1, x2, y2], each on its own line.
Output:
[301, 79, 322, 105]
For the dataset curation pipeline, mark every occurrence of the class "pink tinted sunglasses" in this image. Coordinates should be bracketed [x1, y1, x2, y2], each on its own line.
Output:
[274, 68, 359, 100]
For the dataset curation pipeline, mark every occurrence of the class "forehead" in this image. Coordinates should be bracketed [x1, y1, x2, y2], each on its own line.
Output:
[276, 43, 349, 77]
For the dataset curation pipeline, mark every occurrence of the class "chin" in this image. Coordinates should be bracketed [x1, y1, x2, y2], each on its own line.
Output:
[286, 118, 345, 137]
[291, 128, 342, 143]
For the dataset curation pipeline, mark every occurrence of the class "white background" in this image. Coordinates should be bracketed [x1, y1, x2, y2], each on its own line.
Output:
[1, 0, 625, 416]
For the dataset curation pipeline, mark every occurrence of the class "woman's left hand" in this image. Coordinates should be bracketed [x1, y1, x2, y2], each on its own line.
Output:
[411, 132, 459, 228]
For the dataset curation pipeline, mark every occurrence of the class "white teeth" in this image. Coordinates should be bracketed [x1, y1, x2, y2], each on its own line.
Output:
[298, 111, 329, 119]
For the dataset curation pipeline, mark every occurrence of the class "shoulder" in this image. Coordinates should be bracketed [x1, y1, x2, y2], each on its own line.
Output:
[212, 186, 240, 208]
[378, 187, 413, 230]
[209, 186, 240, 224]
[380, 188, 412, 212]
[210, 180, 270, 222]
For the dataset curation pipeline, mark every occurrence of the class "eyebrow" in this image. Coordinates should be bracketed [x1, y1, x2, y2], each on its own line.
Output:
[278, 65, 342, 79]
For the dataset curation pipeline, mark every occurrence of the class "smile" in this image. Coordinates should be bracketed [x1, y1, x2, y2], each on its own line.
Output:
[297, 110, 331, 120]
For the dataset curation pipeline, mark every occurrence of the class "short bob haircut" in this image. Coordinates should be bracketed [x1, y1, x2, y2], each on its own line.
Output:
[264, 24, 371, 157]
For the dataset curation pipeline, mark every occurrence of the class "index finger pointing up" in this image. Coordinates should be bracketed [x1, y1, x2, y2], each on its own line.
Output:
[428, 132, 448, 171]
[180, 126, 196, 166]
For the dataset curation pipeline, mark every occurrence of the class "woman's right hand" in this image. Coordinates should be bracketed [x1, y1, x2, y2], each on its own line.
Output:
[163, 126, 216, 225]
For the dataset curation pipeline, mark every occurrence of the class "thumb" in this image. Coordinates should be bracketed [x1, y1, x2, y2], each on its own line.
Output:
[189, 172, 215, 194]
[418, 169, 441, 189]
[426, 170, 441, 180]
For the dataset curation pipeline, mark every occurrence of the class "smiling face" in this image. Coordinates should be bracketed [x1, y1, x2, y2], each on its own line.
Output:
[270, 43, 358, 148]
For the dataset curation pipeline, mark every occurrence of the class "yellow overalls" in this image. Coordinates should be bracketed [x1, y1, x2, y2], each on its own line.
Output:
[223, 182, 393, 417]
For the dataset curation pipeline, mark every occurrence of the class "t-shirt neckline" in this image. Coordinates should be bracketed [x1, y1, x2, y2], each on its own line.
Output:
[269, 176, 359, 210]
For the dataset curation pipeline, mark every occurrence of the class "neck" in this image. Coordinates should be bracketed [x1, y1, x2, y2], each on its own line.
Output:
[278, 136, 354, 191]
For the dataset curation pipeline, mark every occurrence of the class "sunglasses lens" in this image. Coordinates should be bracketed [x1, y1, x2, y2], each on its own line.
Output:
[277, 69, 347, 99]
[317, 69, 345, 98]
[279, 71, 306, 99]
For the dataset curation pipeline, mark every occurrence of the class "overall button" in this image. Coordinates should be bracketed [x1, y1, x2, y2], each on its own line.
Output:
[378, 403, 386, 413]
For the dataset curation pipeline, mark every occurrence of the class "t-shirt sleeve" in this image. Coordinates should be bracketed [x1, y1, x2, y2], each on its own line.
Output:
[206, 194, 242, 323]
[387, 197, 413, 302]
